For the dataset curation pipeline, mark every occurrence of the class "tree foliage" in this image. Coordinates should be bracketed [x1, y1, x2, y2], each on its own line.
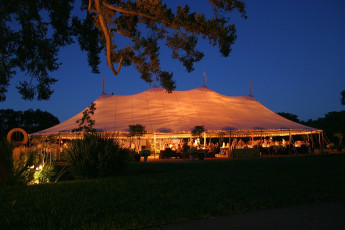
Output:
[73, 102, 96, 133]
[341, 90, 345, 105]
[0, 0, 76, 101]
[191, 125, 205, 138]
[277, 112, 300, 123]
[128, 124, 146, 136]
[302, 111, 345, 144]
[0, 109, 60, 138]
[1, 0, 246, 101]
[191, 125, 205, 144]
[128, 124, 146, 152]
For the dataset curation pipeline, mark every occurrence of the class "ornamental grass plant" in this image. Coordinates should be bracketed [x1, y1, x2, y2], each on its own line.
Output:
[0, 139, 54, 185]
[61, 134, 131, 179]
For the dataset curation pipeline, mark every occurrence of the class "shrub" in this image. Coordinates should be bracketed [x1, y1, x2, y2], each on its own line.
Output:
[140, 149, 151, 156]
[159, 148, 176, 159]
[13, 150, 39, 185]
[187, 147, 197, 157]
[62, 134, 131, 179]
[0, 139, 56, 185]
[0, 139, 15, 185]
[33, 164, 56, 184]
[128, 150, 141, 162]
[0, 139, 39, 185]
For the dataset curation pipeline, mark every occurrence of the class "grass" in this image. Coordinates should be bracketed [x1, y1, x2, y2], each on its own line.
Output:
[1, 154, 345, 229]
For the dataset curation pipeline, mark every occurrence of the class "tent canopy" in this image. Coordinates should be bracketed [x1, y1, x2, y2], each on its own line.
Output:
[34, 87, 318, 136]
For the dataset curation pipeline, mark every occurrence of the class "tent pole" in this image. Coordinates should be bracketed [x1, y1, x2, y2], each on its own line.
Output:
[154, 132, 156, 159]
[318, 132, 321, 151]
[204, 132, 207, 148]
[289, 129, 292, 155]
[59, 135, 62, 161]
[321, 132, 325, 152]
[160, 138, 162, 156]
[228, 131, 232, 158]
[251, 131, 254, 146]
[307, 133, 310, 153]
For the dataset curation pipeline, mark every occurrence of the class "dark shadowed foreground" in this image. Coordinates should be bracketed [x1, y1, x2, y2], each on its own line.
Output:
[143, 202, 345, 230]
[1, 154, 344, 229]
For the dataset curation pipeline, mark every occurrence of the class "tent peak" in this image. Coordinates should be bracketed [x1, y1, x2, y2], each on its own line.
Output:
[33, 85, 318, 135]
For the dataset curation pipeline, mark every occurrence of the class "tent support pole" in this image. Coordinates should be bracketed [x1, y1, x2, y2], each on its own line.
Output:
[318, 132, 321, 151]
[311, 133, 315, 151]
[307, 134, 310, 144]
[228, 131, 232, 158]
[289, 129, 292, 155]
[204, 132, 207, 147]
[251, 131, 254, 146]
[154, 133, 156, 159]
[321, 132, 325, 152]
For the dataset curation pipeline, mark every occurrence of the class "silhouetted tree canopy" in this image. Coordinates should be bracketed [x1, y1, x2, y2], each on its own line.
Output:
[191, 125, 205, 137]
[0, 109, 60, 137]
[341, 90, 345, 105]
[0, 0, 246, 101]
[277, 112, 300, 123]
[128, 124, 146, 137]
[72, 102, 96, 133]
[303, 111, 345, 140]
[128, 124, 146, 152]
[277, 111, 345, 146]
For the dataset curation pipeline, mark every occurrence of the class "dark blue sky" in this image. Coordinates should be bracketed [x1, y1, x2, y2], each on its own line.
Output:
[2, 0, 345, 123]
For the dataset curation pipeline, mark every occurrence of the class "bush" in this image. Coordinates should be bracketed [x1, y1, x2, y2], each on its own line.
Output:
[0, 139, 14, 185]
[187, 147, 197, 157]
[0, 139, 39, 185]
[33, 164, 57, 184]
[159, 148, 176, 159]
[62, 134, 131, 179]
[0, 139, 56, 185]
[129, 151, 141, 162]
[140, 149, 151, 156]
[197, 149, 205, 160]
[13, 150, 39, 185]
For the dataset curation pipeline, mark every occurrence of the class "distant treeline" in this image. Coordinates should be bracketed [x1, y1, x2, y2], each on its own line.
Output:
[278, 111, 345, 145]
[0, 109, 60, 138]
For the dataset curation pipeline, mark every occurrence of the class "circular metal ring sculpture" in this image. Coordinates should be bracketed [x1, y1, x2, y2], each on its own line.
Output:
[7, 128, 28, 146]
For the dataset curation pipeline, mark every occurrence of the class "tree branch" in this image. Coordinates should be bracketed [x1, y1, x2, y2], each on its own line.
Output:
[102, 1, 156, 20]
[93, 0, 122, 75]
[88, 0, 91, 12]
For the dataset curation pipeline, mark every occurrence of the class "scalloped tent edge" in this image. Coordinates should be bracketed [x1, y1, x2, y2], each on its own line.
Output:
[31, 87, 323, 139]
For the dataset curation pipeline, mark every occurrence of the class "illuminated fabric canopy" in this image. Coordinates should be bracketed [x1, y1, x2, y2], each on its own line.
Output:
[34, 87, 319, 136]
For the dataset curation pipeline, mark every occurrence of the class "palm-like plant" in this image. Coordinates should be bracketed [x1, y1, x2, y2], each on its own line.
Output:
[128, 124, 146, 152]
[191, 125, 205, 146]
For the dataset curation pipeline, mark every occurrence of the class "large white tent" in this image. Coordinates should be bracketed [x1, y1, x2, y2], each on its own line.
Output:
[34, 87, 321, 138]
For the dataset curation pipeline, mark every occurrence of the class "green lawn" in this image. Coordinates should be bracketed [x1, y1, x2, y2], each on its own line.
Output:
[1, 154, 345, 229]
